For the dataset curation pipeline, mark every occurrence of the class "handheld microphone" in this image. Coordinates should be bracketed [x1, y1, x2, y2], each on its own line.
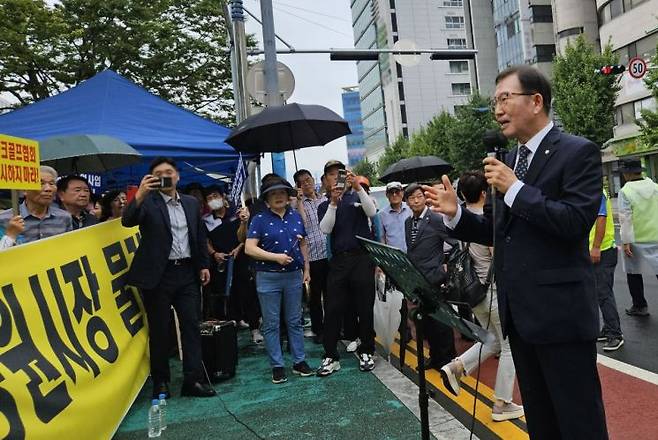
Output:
[482, 129, 508, 160]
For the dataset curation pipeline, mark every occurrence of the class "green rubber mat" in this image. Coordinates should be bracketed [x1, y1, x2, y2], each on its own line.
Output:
[114, 331, 431, 440]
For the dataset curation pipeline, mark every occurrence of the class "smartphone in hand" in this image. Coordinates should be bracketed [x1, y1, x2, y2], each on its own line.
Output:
[336, 169, 347, 189]
[156, 177, 173, 189]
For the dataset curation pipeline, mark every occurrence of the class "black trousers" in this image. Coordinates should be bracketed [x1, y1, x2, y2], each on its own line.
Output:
[626, 273, 658, 308]
[323, 253, 375, 359]
[143, 261, 203, 385]
[230, 263, 261, 329]
[309, 259, 328, 336]
[507, 317, 608, 440]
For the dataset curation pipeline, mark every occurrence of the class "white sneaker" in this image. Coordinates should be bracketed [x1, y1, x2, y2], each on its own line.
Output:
[358, 353, 375, 372]
[346, 339, 360, 353]
[251, 329, 264, 344]
[316, 357, 341, 377]
[304, 328, 316, 338]
[492, 402, 524, 422]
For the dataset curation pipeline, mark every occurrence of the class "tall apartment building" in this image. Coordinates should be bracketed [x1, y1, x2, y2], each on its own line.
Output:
[596, 0, 658, 189]
[492, 0, 556, 77]
[350, 0, 497, 162]
[341, 86, 366, 166]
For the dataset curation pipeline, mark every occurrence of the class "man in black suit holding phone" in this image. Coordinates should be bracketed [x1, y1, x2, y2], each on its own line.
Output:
[123, 157, 215, 399]
[424, 66, 607, 439]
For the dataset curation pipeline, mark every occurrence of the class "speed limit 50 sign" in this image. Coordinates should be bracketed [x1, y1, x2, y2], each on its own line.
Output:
[628, 57, 647, 79]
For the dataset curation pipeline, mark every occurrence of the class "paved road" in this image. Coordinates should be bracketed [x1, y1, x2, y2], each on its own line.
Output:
[598, 253, 658, 374]
[596, 221, 658, 374]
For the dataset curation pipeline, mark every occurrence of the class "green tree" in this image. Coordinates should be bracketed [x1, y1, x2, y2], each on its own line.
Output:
[0, 0, 66, 106]
[552, 35, 621, 147]
[638, 40, 658, 150]
[377, 135, 409, 177]
[407, 111, 456, 160]
[445, 93, 500, 176]
[0, 0, 237, 123]
[352, 157, 379, 184]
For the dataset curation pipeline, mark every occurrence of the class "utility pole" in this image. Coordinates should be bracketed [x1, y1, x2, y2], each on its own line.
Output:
[227, 0, 259, 199]
[229, 0, 250, 123]
[260, 0, 286, 178]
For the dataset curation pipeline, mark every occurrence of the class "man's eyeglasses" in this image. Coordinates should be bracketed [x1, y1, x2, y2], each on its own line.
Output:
[490, 91, 536, 110]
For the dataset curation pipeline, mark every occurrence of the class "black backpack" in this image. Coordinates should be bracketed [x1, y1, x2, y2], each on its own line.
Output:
[444, 242, 491, 308]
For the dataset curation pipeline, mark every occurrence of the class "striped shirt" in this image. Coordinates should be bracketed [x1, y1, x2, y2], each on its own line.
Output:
[409, 207, 428, 246]
[300, 194, 327, 261]
[160, 192, 192, 259]
[0, 202, 72, 245]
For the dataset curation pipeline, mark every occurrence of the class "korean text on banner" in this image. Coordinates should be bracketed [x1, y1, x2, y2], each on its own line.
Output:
[229, 153, 247, 205]
[0, 133, 40, 190]
[0, 220, 149, 440]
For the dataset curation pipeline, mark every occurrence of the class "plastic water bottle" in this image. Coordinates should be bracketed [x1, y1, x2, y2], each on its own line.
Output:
[148, 399, 161, 438]
[158, 393, 167, 431]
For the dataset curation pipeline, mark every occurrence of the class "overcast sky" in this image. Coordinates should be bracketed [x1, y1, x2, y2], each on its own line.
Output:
[243, 0, 357, 182]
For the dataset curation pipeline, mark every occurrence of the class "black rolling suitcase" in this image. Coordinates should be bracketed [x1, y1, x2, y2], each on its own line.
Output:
[200, 320, 238, 383]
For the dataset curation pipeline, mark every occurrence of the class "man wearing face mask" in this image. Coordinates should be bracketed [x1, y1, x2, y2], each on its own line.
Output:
[203, 186, 262, 341]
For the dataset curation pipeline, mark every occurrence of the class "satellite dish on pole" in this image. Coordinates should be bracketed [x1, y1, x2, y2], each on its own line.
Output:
[246, 61, 296, 104]
[393, 40, 421, 67]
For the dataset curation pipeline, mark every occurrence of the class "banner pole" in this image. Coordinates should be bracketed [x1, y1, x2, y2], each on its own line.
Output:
[11, 190, 19, 215]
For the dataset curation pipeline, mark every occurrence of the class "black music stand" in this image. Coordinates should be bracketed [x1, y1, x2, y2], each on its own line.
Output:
[357, 236, 489, 440]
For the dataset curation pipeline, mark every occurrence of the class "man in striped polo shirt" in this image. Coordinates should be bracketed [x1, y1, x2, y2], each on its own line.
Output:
[293, 169, 328, 344]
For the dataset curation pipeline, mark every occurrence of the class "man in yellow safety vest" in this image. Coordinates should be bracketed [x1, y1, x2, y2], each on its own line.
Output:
[589, 188, 623, 351]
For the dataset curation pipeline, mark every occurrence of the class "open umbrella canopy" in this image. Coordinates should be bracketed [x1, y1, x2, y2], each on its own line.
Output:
[40, 134, 142, 174]
[379, 155, 453, 184]
[225, 103, 351, 153]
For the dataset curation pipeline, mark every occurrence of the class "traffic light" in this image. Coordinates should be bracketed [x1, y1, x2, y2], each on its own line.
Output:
[595, 65, 626, 75]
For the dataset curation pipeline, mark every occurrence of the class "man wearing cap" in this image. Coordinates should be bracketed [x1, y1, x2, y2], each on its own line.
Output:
[316, 160, 378, 375]
[378, 181, 411, 251]
[245, 178, 313, 384]
[618, 157, 658, 317]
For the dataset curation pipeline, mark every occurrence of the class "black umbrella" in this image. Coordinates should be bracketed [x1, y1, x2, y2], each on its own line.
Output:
[224, 103, 351, 158]
[380, 156, 453, 184]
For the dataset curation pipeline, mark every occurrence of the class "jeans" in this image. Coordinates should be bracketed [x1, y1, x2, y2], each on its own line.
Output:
[594, 248, 622, 338]
[456, 289, 516, 403]
[256, 270, 305, 368]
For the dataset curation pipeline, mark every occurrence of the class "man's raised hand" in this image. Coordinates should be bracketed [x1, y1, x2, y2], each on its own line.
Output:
[422, 175, 458, 218]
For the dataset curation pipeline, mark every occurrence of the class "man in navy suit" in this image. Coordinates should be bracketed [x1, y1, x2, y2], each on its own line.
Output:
[404, 183, 456, 369]
[123, 157, 215, 399]
[424, 66, 607, 439]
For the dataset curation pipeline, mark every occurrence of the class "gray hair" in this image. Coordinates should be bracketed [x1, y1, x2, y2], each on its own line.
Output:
[40, 165, 58, 179]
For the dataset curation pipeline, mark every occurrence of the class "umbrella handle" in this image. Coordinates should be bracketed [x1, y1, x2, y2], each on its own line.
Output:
[292, 149, 299, 171]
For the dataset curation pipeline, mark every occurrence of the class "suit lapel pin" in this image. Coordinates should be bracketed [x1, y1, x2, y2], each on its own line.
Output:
[545, 149, 550, 155]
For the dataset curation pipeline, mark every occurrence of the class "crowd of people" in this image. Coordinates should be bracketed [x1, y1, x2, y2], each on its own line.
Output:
[2, 66, 658, 439]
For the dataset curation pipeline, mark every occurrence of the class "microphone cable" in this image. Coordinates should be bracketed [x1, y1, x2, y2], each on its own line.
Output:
[468, 130, 507, 439]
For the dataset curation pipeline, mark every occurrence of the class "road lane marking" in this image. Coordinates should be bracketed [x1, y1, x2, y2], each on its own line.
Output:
[597, 354, 658, 386]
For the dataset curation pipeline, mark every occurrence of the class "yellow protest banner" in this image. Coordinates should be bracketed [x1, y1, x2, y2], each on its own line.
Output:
[0, 220, 149, 440]
[0, 134, 40, 190]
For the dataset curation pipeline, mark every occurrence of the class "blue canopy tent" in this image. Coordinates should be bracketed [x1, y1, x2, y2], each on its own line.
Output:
[0, 70, 255, 189]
